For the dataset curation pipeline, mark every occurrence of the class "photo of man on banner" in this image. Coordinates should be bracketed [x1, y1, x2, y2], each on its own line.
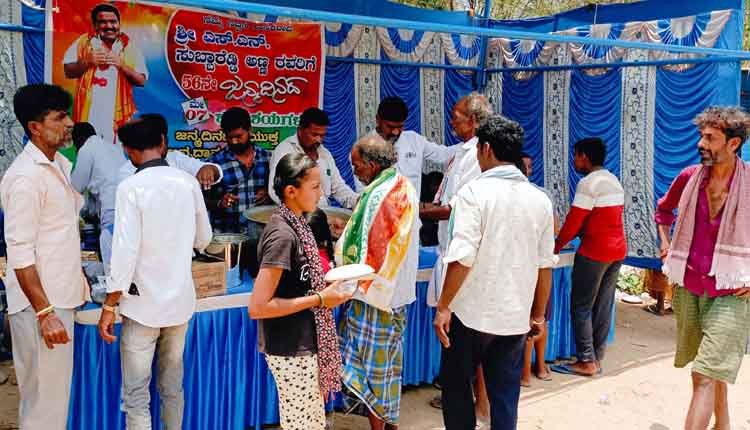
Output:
[63, 3, 148, 145]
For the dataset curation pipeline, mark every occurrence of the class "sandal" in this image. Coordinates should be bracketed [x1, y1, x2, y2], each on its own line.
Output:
[429, 396, 442, 409]
[643, 303, 664, 316]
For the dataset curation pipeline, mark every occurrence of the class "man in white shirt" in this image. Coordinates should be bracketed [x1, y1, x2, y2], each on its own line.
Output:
[63, 3, 148, 145]
[433, 115, 556, 430]
[422, 92, 491, 306]
[71, 122, 126, 268]
[1, 84, 87, 428]
[97, 115, 212, 430]
[373, 96, 456, 199]
[420, 92, 492, 422]
[269, 107, 358, 208]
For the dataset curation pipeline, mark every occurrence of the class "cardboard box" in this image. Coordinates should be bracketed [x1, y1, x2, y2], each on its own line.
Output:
[192, 260, 226, 299]
[81, 251, 99, 262]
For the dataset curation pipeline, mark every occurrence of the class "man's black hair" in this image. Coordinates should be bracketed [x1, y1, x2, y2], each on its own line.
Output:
[377, 97, 409, 122]
[73, 122, 97, 150]
[220, 107, 252, 133]
[476, 115, 524, 164]
[299, 107, 330, 129]
[13, 84, 72, 137]
[139, 113, 168, 136]
[118, 116, 165, 150]
[574, 137, 607, 167]
[91, 3, 120, 24]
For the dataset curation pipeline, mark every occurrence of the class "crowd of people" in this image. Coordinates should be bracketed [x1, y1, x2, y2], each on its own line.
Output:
[1, 79, 749, 430]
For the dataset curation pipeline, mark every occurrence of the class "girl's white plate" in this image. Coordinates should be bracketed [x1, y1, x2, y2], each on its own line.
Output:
[324, 264, 375, 283]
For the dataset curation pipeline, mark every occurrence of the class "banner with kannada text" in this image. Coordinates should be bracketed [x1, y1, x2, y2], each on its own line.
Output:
[48, 0, 324, 155]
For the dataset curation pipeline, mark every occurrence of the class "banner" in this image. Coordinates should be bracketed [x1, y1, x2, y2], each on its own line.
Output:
[48, 0, 324, 156]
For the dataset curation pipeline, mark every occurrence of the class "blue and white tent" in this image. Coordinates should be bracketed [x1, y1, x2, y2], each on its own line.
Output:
[1, 0, 747, 269]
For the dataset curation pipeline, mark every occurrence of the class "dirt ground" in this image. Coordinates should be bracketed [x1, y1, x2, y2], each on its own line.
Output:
[0, 302, 748, 429]
[334, 302, 750, 430]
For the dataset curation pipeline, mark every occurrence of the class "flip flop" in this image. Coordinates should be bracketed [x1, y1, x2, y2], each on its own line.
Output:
[550, 364, 598, 377]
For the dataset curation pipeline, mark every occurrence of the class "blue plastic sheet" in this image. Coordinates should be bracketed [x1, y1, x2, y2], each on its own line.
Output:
[21, 2, 43, 84]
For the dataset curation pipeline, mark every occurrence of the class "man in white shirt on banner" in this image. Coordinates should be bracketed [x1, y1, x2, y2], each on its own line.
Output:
[269, 107, 358, 208]
[2, 83, 88, 429]
[433, 115, 555, 430]
[63, 3, 148, 145]
[98, 115, 212, 430]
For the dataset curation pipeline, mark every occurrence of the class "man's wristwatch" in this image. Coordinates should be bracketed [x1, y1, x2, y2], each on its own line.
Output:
[102, 304, 118, 314]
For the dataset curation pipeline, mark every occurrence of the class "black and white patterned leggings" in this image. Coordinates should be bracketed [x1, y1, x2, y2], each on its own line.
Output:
[266, 354, 326, 430]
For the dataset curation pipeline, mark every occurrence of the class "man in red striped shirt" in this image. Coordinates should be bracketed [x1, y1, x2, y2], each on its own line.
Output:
[553, 137, 626, 377]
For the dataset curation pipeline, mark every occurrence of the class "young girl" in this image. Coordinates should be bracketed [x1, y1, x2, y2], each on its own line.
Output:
[248, 153, 351, 430]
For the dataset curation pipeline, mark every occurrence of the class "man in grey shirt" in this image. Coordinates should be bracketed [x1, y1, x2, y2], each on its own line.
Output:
[71, 122, 126, 268]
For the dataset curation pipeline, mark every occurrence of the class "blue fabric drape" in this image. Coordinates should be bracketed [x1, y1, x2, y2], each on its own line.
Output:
[657, 13, 711, 46]
[323, 60, 357, 188]
[653, 63, 718, 204]
[21, 3, 44, 84]
[574, 24, 624, 60]
[713, 10, 742, 106]
[385, 28, 426, 54]
[380, 52, 421, 133]
[443, 67, 474, 147]
[506, 40, 548, 67]
[447, 34, 481, 62]
[325, 23, 355, 47]
[501, 72, 544, 186]
[568, 68, 622, 200]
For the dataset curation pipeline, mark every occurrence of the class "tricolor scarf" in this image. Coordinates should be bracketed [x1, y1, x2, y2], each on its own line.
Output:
[664, 158, 750, 290]
[278, 205, 342, 400]
[336, 167, 416, 312]
[72, 33, 137, 132]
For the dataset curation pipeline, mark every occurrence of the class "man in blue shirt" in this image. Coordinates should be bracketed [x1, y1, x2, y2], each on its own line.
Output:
[206, 107, 272, 234]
